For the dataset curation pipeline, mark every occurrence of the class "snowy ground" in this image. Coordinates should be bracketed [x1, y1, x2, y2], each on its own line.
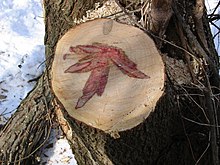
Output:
[0, 0, 219, 165]
[0, 0, 45, 118]
[0, 0, 77, 164]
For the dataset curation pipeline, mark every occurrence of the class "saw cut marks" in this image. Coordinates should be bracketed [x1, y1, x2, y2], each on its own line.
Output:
[52, 19, 164, 132]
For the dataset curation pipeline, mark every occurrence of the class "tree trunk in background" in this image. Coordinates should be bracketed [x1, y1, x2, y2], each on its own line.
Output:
[0, 0, 219, 165]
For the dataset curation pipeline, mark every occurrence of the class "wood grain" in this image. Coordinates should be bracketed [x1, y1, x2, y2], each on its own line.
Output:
[52, 19, 164, 132]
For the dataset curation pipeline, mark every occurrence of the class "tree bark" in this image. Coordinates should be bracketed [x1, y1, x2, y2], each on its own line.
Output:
[0, 73, 53, 164]
[0, 0, 219, 165]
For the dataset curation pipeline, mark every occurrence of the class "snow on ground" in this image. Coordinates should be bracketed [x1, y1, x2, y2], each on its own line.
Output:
[0, 0, 77, 164]
[39, 126, 77, 165]
[0, 0, 45, 118]
[0, 0, 219, 165]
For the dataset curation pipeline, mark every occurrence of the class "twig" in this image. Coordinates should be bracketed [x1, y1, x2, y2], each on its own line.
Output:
[180, 86, 209, 122]
[182, 116, 220, 128]
[209, 1, 220, 20]
[114, 1, 219, 163]
[177, 96, 196, 161]
[195, 133, 210, 165]
[173, 3, 219, 163]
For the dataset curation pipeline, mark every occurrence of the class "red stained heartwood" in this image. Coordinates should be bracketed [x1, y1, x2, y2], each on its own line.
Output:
[64, 43, 150, 109]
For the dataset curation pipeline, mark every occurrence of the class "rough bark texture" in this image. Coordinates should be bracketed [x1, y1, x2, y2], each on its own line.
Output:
[0, 73, 53, 164]
[0, 0, 219, 165]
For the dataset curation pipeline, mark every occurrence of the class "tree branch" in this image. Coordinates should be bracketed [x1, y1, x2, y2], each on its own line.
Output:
[0, 74, 54, 164]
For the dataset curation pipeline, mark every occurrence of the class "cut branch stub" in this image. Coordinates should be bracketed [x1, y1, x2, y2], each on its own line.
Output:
[52, 19, 164, 132]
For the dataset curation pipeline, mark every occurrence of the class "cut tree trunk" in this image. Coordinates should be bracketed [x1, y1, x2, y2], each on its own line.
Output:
[0, 0, 219, 165]
[52, 18, 164, 132]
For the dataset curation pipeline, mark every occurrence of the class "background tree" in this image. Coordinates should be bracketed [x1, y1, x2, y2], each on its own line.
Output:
[0, 0, 219, 164]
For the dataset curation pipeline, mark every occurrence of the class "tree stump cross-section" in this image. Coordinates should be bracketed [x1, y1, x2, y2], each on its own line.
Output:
[52, 18, 164, 132]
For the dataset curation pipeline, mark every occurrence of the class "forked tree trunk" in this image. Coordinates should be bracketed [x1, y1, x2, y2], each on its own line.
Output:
[0, 0, 219, 165]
